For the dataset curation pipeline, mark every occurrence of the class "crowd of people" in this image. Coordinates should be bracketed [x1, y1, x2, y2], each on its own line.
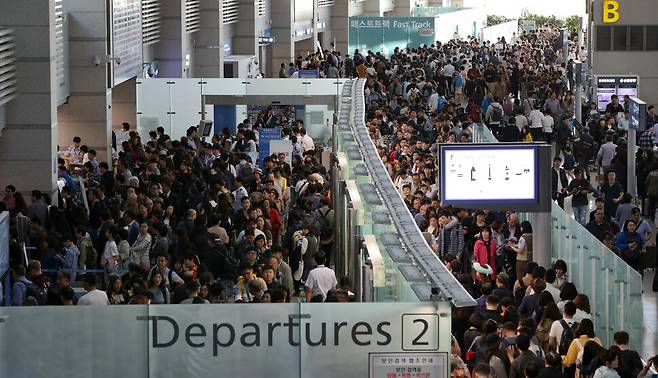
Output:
[0, 22, 655, 378]
[1, 104, 344, 306]
[352, 26, 656, 378]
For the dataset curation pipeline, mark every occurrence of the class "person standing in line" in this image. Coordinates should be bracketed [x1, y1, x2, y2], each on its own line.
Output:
[77, 273, 109, 305]
[565, 168, 599, 226]
[551, 157, 569, 209]
[304, 251, 337, 302]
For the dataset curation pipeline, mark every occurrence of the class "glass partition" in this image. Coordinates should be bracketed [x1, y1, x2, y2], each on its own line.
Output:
[548, 201, 643, 347]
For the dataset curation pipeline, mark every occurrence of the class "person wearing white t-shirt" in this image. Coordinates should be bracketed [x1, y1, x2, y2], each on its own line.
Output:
[299, 128, 315, 153]
[305, 252, 337, 302]
[548, 301, 578, 352]
[542, 112, 555, 144]
[515, 113, 529, 133]
[78, 273, 109, 305]
[528, 107, 544, 141]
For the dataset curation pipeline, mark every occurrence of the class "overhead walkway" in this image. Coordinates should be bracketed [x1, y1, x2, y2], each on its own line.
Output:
[332, 78, 476, 307]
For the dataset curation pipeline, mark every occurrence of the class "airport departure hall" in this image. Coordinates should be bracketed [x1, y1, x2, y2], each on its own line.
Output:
[0, 0, 657, 377]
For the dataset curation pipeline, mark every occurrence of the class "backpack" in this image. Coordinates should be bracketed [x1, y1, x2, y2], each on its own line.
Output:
[317, 208, 332, 242]
[558, 319, 579, 355]
[490, 106, 503, 123]
[575, 138, 594, 159]
[18, 280, 48, 306]
[437, 96, 447, 112]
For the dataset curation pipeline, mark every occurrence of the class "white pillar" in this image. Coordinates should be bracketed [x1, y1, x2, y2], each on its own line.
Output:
[0, 0, 59, 199]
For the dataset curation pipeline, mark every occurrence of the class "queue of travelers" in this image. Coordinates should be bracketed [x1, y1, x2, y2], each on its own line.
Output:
[0, 23, 655, 378]
[351, 26, 656, 378]
[2, 105, 342, 306]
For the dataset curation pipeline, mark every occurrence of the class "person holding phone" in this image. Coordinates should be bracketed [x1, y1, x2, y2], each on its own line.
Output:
[637, 356, 656, 378]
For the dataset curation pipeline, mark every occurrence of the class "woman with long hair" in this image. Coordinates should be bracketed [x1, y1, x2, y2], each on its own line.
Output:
[106, 274, 125, 305]
[592, 348, 621, 378]
[148, 270, 170, 304]
[484, 333, 511, 378]
[536, 303, 561, 351]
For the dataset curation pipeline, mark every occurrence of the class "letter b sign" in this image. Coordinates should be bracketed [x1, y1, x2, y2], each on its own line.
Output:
[603, 0, 619, 23]
[401, 314, 439, 351]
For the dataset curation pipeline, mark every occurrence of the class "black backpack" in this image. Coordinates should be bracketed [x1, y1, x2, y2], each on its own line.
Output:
[558, 319, 579, 355]
[317, 208, 332, 242]
[490, 106, 503, 123]
[19, 281, 48, 306]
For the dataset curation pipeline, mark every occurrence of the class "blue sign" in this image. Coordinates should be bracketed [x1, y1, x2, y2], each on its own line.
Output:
[258, 128, 281, 168]
[298, 70, 320, 78]
[629, 97, 647, 131]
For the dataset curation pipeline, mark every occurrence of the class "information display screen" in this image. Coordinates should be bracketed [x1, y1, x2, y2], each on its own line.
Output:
[440, 145, 539, 206]
[596, 76, 638, 111]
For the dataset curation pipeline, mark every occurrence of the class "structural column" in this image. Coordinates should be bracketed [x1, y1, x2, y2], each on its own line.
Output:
[58, 0, 112, 164]
[331, 0, 349, 53]
[233, 0, 257, 57]
[269, 0, 294, 77]
[0, 0, 58, 198]
[363, 0, 383, 16]
[194, 0, 225, 78]
[154, 0, 189, 78]
[392, 0, 412, 16]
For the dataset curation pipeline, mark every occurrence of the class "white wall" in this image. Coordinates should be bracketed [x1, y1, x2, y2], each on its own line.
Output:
[112, 78, 136, 130]
[480, 20, 518, 44]
[136, 78, 345, 139]
[434, 8, 486, 42]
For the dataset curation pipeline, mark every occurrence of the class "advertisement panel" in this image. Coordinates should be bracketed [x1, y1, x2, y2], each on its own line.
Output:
[349, 17, 435, 57]
[440, 144, 543, 209]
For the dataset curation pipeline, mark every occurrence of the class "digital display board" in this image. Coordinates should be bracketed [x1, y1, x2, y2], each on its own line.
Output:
[440, 144, 539, 207]
[596, 75, 638, 111]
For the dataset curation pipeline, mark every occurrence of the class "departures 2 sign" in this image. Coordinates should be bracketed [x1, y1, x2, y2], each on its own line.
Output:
[142, 303, 451, 377]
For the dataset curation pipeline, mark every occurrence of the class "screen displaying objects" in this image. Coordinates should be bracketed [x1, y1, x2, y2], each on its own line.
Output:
[440, 145, 539, 206]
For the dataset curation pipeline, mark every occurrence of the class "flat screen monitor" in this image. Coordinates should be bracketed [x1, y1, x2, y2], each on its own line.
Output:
[440, 144, 539, 208]
[199, 120, 213, 137]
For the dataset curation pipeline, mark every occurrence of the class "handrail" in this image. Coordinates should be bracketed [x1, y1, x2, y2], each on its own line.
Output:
[349, 79, 476, 307]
